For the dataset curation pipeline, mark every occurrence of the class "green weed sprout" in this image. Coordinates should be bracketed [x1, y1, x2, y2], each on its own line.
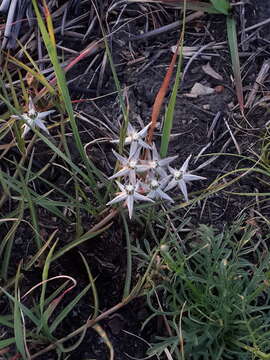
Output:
[142, 220, 270, 359]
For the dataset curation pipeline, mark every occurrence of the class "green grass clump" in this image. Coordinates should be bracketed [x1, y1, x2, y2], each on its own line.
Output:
[137, 218, 270, 359]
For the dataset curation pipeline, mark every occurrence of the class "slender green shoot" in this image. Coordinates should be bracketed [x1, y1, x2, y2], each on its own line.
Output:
[160, 1, 186, 157]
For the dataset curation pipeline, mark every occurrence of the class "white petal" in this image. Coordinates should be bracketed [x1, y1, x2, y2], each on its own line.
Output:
[157, 188, 174, 202]
[28, 97, 36, 114]
[37, 110, 55, 119]
[115, 181, 125, 192]
[160, 175, 172, 188]
[129, 170, 137, 185]
[22, 114, 32, 126]
[22, 125, 30, 138]
[130, 141, 139, 158]
[183, 174, 206, 182]
[164, 178, 177, 192]
[147, 190, 156, 199]
[107, 193, 127, 205]
[111, 149, 128, 165]
[124, 136, 132, 145]
[138, 122, 151, 138]
[156, 167, 169, 179]
[109, 168, 129, 179]
[136, 164, 151, 172]
[180, 154, 192, 173]
[131, 146, 142, 161]
[126, 195, 134, 219]
[168, 166, 176, 176]
[127, 123, 135, 136]
[138, 138, 151, 150]
[159, 155, 178, 167]
[152, 142, 159, 161]
[178, 179, 188, 202]
[35, 118, 49, 134]
[134, 192, 155, 203]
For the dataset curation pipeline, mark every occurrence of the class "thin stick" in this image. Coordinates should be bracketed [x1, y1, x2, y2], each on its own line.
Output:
[31, 296, 134, 359]
[245, 60, 270, 108]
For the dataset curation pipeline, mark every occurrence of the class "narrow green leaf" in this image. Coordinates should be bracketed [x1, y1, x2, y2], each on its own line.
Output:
[0, 203, 24, 280]
[0, 337, 15, 349]
[122, 213, 132, 299]
[227, 15, 244, 113]
[160, 2, 186, 157]
[209, 0, 230, 15]
[31, 0, 103, 202]
[1, 288, 41, 327]
[49, 284, 91, 333]
[14, 263, 27, 359]
[18, 167, 41, 249]
[128, 0, 220, 13]
[51, 224, 111, 262]
[80, 253, 99, 319]
[40, 241, 58, 316]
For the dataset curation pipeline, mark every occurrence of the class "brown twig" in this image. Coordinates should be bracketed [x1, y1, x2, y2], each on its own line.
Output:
[31, 295, 135, 359]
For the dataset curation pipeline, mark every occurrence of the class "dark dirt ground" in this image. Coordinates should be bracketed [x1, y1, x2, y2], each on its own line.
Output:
[1, 0, 270, 359]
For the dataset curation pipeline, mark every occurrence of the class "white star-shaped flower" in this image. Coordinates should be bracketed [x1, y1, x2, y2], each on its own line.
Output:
[111, 122, 152, 156]
[107, 181, 154, 219]
[12, 97, 55, 137]
[109, 149, 149, 184]
[147, 176, 174, 202]
[165, 155, 206, 202]
[141, 142, 178, 178]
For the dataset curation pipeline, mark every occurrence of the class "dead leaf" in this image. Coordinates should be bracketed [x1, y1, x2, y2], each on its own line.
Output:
[171, 45, 198, 58]
[187, 82, 215, 97]
[202, 62, 223, 81]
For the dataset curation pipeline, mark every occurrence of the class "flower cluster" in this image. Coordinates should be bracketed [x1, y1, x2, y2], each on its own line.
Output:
[12, 97, 55, 138]
[107, 122, 206, 218]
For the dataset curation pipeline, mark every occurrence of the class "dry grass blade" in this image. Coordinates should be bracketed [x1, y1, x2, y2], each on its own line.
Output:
[127, 0, 219, 13]
[227, 15, 244, 113]
[160, 5, 186, 157]
[93, 324, 114, 360]
[147, 41, 180, 144]
[245, 60, 270, 108]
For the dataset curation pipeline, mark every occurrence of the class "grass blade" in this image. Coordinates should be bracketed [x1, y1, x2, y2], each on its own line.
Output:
[160, 3, 186, 157]
[0, 337, 15, 349]
[226, 15, 244, 113]
[14, 263, 28, 359]
[31, 0, 103, 202]
[128, 0, 220, 13]
[122, 213, 132, 299]
[51, 224, 111, 262]
[209, 0, 229, 15]
[49, 284, 91, 333]
[148, 40, 179, 145]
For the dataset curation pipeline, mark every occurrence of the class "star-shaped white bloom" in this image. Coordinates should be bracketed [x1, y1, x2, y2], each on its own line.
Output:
[165, 155, 206, 202]
[107, 181, 154, 219]
[12, 97, 55, 137]
[141, 143, 178, 178]
[147, 176, 174, 202]
[111, 122, 152, 156]
[109, 149, 149, 184]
